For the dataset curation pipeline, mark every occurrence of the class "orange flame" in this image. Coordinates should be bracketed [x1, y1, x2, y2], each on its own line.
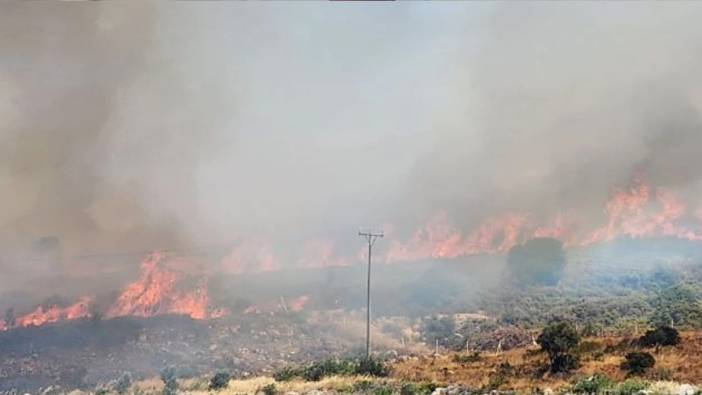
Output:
[384, 212, 533, 263]
[0, 296, 94, 330]
[106, 252, 222, 320]
[582, 179, 702, 245]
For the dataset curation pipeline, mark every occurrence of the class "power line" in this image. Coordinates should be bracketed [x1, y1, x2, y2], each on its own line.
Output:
[358, 229, 383, 359]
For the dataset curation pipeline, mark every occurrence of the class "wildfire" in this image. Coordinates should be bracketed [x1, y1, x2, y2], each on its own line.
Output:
[0, 296, 93, 331]
[582, 179, 702, 245]
[384, 212, 534, 263]
[3, 177, 702, 331]
[106, 252, 222, 320]
[384, 179, 702, 262]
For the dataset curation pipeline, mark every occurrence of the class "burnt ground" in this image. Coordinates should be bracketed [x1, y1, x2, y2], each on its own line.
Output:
[0, 312, 378, 393]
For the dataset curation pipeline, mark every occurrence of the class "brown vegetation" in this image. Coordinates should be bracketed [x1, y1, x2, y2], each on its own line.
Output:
[390, 331, 702, 392]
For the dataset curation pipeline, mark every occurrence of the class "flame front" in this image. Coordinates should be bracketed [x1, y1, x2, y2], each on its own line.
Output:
[3, 177, 702, 331]
[106, 252, 219, 320]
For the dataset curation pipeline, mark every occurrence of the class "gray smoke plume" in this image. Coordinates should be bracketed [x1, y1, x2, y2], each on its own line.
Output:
[2, 3, 702, 294]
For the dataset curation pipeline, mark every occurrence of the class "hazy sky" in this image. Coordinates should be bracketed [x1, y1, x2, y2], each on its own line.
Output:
[3, 2, 702, 272]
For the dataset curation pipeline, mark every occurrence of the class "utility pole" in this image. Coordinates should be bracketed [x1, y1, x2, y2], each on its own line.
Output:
[358, 229, 383, 359]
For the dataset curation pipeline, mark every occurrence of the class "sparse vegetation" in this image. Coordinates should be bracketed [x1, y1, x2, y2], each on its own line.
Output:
[273, 357, 388, 382]
[452, 351, 481, 363]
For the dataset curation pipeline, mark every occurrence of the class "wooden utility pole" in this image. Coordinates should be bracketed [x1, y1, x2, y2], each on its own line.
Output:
[358, 229, 383, 359]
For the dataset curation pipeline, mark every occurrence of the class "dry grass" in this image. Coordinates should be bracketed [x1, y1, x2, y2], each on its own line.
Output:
[180, 375, 393, 395]
[390, 331, 702, 392]
[125, 331, 702, 394]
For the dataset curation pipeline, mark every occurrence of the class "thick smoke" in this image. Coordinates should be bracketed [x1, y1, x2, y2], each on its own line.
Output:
[403, 3, 702, 232]
[2, 3, 702, 294]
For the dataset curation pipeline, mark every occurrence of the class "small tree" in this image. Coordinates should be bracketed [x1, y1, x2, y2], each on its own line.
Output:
[639, 326, 680, 348]
[537, 321, 580, 373]
[160, 366, 177, 395]
[621, 352, 655, 375]
[209, 371, 231, 390]
[261, 383, 276, 395]
[4, 308, 16, 329]
[114, 372, 132, 394]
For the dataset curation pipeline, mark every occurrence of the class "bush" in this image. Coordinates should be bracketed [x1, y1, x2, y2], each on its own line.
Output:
[114, 372, 132, 394]
[638, 326, 680, 348]
[353, 380, 373, 392]
[302, 359, 356, 381]
[273, 357, 388, 382]
[400, 383, 418, 395]
[617, 378, 649, 395]
[356, 357, 390, 377]
[273, 366, 298, 382]
[572, 374, 613, 394]
[452, 351, 481, 364]
[261, 383, 276, 395]
[373, 387, 393, 395]
[160, 366, 177, 395]
[537, 321, 581, 373]
[551, 353, 579, 373]
[416, 382, 438, 395]
[209, 371, 231, 390]
[621, 352, 655, 375]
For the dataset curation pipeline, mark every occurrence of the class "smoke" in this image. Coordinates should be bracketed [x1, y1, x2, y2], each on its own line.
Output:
[404, 3, 702, 231]
[3, 3, 702, 293]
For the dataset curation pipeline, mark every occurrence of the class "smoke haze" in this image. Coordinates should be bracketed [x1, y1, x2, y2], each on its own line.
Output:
[3, 3, 702, 291]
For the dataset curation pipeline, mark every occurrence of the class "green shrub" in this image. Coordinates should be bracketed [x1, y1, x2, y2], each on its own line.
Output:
[302, 359, 356, 381]
[209, 371, 231, 390]
[621, 352, 655, 375]
[273, 366, 298, 382]
[617, 378, 649, 395]
[114, 372, 132, 394]
[160, 366, 177, 395]
[400, 382, 418, 395]
[416, 382, 438, 395]
[261, 383, 276, 395]
[572, 374, 613, 393]
[273, 357, 388, 382]
[373, 387, 393, 395]
[356, 357, 390, 377]
[353, 380, 373, 392]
